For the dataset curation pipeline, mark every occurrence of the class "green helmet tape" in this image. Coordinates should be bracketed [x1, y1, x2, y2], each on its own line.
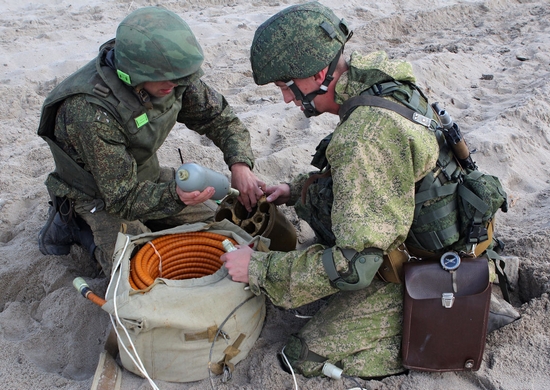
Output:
[117, 69, 131, 85]
[135, 113, 149, 128]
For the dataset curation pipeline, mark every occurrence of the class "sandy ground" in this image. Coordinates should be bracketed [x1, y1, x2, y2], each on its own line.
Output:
[1, 0, 550, 389]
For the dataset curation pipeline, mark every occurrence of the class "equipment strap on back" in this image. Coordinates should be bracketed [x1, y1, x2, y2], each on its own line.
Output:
[339, 94, 433, 128]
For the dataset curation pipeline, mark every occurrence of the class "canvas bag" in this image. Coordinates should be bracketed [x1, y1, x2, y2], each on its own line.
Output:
[101, 220, 268, 383]
[401, 256, 491, 371]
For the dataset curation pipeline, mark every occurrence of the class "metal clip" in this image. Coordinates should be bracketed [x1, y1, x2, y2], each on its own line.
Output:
[222, 365, 232, 383]
[412, 112, 432, 127]
[398, 243, 418, 261]
[441, 292, 455, 308]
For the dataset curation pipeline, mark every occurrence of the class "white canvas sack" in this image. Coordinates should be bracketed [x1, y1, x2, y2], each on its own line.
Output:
[101, 220, 267, 382]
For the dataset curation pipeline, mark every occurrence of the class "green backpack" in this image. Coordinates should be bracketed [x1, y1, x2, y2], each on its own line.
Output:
[337, 80, 508, 255]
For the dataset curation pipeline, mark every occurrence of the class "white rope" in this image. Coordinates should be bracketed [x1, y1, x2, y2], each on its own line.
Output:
[147, 240, 163, 277]
[107, 235, 160, 390]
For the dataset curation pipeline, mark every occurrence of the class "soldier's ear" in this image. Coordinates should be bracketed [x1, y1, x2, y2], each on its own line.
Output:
[313, 67, 329, 86]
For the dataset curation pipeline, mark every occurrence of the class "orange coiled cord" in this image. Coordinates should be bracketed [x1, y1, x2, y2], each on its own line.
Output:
[129, 232, 237, 290]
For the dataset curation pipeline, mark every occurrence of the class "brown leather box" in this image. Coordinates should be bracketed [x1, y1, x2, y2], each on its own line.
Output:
[402, 257, 491, 371]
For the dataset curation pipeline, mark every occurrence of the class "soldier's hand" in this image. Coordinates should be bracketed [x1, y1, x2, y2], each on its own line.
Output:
[221, 245, 252, 283]
[230, 163, 265, 212]
[265, 183, 290, 205]
[176, 186, 215, 205]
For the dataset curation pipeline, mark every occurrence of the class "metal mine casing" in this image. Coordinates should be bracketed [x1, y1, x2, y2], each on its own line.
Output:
[215, 196, 297, 252]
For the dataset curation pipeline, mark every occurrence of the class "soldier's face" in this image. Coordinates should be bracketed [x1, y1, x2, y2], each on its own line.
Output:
[143, 81, 178, 98]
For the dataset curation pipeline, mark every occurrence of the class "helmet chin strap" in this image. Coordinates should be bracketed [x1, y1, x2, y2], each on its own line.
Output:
[285, 48, 343, 118]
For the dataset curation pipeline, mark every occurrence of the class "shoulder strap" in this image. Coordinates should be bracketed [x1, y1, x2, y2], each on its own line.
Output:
[338, 95, 433, 128]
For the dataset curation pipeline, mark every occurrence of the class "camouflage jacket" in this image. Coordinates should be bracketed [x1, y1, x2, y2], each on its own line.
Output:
[38, 40, 255, 221]
[248, 51, 439, 308]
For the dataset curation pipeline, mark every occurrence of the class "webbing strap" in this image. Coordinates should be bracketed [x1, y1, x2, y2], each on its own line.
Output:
[410, 222, 461, 251]
[415, 200, 458, 225]
[321, 247, 357, 283]
[415, 182, 458, 204]
[338, 95, 433, 128]
[486, 249, 511, 303]
[322, 248, 341, 283]
[458, 184, 489, 218]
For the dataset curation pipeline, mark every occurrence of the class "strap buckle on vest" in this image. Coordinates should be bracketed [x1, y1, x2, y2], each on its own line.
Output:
[467, 222, 488, 244]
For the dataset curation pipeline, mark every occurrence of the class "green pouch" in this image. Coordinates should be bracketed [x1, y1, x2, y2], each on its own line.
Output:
[451, 170, 508, 252]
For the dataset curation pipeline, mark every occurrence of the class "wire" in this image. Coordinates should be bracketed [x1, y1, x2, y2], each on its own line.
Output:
[102, 232, 243, 389]
[107, 235, 160, 390]
[280, 346, 299, 390]
[208, 294, 256, 390]
[342, 374, 370, 390]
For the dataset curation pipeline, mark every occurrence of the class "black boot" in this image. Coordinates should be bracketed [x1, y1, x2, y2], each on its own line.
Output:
[38, 193, 96, 257]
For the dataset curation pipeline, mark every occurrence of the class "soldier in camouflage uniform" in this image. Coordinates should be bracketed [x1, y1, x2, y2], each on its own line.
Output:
[38, 6, 265, 276]
[221, 2, 442, 378]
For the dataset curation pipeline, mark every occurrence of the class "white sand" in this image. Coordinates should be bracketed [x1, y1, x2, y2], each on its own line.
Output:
[1, 0, 549, 389]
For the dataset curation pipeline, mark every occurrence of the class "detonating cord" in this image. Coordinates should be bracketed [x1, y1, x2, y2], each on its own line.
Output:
[129, 232, 237, 289]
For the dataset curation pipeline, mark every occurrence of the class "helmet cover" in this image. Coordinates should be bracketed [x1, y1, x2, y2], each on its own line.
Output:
[250, 2, 351, 85]
[114, 6, 204, 86]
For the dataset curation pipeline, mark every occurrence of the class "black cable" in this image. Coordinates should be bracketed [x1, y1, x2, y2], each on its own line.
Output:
[343, 374, 370, 390]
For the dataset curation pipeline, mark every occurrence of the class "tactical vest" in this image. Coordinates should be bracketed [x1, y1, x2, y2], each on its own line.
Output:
[37, 40, 193, 200]
[307, 80, 507, 256]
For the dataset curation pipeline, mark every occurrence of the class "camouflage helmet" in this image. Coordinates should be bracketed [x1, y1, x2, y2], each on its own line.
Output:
[250, 2, 352, 85]
[114, 7, 204, 86]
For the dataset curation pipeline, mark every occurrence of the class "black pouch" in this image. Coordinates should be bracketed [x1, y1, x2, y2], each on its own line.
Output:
[401, 256, 491, 371]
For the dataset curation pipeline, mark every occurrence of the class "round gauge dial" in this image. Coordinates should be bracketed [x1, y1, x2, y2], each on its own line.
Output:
[440, 251, 461, 271]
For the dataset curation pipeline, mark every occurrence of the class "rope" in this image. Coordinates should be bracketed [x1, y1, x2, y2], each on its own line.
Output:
[130, 232, 237, 289]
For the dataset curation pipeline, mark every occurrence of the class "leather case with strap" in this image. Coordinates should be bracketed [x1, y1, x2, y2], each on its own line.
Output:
[401, 257, 491, 371]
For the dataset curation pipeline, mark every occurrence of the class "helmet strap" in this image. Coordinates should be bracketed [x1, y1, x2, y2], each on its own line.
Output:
[286, 48, 343, 118]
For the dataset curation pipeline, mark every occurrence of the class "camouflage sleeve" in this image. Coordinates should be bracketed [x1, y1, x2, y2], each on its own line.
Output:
[327, 105, 439, 253]
[248, 244, 353, 309]
[57, 96, 184, 221]
[177, 78, 255, 170]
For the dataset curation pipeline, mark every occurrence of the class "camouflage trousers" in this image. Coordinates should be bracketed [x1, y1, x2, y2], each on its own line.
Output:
[74, 168, 217, 277]
[286, 174, 405, 378]
[283, 281, 404, 378]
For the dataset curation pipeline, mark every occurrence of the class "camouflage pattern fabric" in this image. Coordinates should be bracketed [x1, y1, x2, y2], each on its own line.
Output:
[115, 7, 204, 86]
[250, 1, 350, 85]
[46, 53, 254, 221]
[334, 51, 417, 102]
[39, 9, 255, 274]
[247, 51, 439, 377]
[284, 281, 404, 378]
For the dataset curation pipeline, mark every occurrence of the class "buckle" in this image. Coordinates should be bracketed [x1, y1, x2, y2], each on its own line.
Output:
[467, 223, 488, 244]
[441, 292, 455, 308]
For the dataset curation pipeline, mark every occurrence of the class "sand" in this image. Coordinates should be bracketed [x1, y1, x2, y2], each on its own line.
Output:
[1, 0, 549, 389]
